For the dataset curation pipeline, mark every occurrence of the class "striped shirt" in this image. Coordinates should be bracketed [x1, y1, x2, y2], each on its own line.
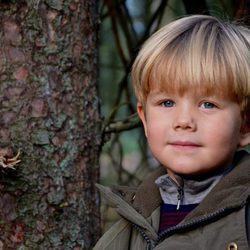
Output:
[158, 203, 199, 233]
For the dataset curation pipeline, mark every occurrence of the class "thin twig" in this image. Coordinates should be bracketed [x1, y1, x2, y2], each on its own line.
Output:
[106, 0, 128, 68]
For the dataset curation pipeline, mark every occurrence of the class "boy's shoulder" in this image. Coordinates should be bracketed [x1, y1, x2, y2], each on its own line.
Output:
[97, 166, 166, 217]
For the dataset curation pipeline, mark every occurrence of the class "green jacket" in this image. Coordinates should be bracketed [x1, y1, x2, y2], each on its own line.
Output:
[94, 153, 250, 250]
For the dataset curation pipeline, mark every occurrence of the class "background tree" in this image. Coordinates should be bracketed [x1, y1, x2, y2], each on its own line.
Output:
[0, 0, 100, 249]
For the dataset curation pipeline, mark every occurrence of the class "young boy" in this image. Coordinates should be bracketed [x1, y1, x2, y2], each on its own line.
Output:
[94, 15, 250, 250]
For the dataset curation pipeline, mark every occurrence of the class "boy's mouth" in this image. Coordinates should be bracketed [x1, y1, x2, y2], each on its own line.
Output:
[168, 141, 202, 149]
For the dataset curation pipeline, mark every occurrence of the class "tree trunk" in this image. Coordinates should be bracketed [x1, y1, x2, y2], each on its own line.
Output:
[0, 0, 101, 249]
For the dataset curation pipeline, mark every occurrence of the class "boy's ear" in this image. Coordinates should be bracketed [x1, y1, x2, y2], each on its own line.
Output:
[240, 103, 250, 147]
[137, 102, 148, 137]
[239, 127, 250, 147]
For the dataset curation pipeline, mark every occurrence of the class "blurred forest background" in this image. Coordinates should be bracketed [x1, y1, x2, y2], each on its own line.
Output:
[99, 0, 250, 232]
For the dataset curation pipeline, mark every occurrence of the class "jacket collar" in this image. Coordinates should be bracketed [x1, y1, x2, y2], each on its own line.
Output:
[97, 151, 250, 231]
[134, 150, 250, 217]
[184, 151, 250, 221]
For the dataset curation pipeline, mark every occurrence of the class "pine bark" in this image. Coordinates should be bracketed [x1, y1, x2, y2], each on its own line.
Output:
[0, 0, 101, 249]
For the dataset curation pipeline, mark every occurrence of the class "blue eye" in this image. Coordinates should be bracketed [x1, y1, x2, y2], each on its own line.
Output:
[162, 100, 175, 107]
[201, 102, 216, 109]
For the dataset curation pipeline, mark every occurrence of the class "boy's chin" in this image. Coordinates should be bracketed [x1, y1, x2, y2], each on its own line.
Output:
[166, 165, 229, 180]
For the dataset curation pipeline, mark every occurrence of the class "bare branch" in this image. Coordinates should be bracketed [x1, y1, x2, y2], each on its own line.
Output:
[104, 113, 141, 134]
[182, 0, 209, 15]
[140, 0, 169, 43]
[105, 0, 128, 68]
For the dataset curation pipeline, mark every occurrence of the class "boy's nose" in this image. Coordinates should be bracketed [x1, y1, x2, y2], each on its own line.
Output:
[173, 110, 197, 131]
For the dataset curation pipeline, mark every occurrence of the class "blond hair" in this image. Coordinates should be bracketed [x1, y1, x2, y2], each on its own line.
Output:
[132, 15, 250, 115]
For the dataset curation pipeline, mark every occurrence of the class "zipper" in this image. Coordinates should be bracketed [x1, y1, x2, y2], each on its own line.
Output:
[176, 187, 184, 210]
[131, 223, 155, 250]
[166, 176, 184, 210]
[132, 205, 241, 249]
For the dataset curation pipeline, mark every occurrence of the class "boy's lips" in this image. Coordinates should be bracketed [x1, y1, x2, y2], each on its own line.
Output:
[168, 141, 202, 149]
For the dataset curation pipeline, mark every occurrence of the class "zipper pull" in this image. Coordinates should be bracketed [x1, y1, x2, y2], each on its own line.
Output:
[177, 198, 181, 210]
[177, 187, 184, 210]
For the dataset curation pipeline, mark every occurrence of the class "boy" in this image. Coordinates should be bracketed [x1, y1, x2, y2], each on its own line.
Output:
[94, 15, 250, 250]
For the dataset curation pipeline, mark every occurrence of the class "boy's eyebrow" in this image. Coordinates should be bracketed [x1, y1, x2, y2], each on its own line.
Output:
[148, 91, 168, 99]
[147, 92, 175, 102]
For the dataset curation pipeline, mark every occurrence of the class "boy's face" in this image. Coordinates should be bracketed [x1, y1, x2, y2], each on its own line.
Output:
[137, 90, 250, 178]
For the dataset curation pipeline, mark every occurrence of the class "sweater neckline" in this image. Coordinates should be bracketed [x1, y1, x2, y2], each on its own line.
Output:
[155, 164, 234, 209]
[154, 151, 248, 210]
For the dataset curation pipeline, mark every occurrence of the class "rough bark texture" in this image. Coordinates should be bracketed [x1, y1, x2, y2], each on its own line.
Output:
[0, 0, 101, 249]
